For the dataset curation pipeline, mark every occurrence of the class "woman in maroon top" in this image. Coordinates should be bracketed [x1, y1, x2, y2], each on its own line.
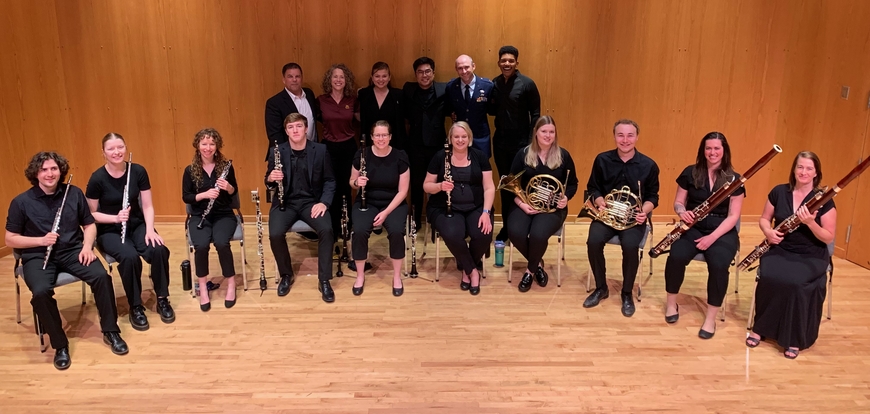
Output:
[317, 63, 360, 239]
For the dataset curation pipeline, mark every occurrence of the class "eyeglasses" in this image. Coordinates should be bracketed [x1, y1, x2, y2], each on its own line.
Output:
[415, 69, 433, 76]
[373, 133, 391, 139]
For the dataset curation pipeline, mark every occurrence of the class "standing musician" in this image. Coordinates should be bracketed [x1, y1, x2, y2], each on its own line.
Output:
[663, 132, 743, 339]
[6, 152, 128, 370]
[584, 119, 659, 317]
[359, 62, 405, 149]
[506, 116, 578, 293]
[746, 152, 836, 360]
[266, 113, 336, 303]
[423, 121, 495, 295]
[348, 120, 410, 297]
[86, 133, 174, 331]
[182, 128, 238, 312]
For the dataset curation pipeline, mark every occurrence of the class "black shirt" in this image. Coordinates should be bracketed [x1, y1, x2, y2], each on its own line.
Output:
[358, 86, 406, 149]
[86, 163, 152, 235]
[352, 147, 409, 208]
[6, 184, 94, 254]
[427, 148, 492, 214]
[403, 82, 448, 148]
[676, 165, 745, 232]
[490, 70, 541, 148]
[288, 148, 315, 203]
[449, 164, 476, 211]
[509, 147, 579, 209]
[586, 149, 660, 208]
[182, 163, 238, 217]
[768, 183, 835, 259]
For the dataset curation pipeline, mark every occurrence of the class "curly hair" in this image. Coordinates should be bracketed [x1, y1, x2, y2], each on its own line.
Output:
[25, 151, 70, 186]
[190, 128, 229, 187]
[321, 64, 357, 98]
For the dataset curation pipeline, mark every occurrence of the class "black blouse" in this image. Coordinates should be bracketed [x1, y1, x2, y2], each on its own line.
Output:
[768, 183, 835, 259]
[352, 147, 409, 208]
[86, 163, 152, 235]
[182, 163, 238, 217]
[509, 147, 579, 209]
[358, 86, 406, 149]
[426, 147, 492, 216]
[675, 165, 744, 232]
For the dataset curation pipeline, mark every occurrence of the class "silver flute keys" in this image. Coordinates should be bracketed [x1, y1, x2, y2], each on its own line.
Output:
[120, 152, 132, 244]
[43, 175, 74, 270]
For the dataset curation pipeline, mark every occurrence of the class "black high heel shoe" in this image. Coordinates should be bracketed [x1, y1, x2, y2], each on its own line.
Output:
[460, 276, 471, 291]
[469, 270, 481, 296]
[199, 287, 211, 312]
[392, 279, 404, 297]
[665, 304, 679, 324]
[353, 278, 365, 296]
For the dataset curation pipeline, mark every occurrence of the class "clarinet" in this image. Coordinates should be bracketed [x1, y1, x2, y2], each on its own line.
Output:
[444, 141, 453, 218]
[43, 175, 74, 270]
[359, 134, 368, 211]
[408, 205, 419, 277]
[336, 195, 349, 277]
[253, 189, 267, 295]
[273, 141, 285, 211]
[120, 153, 132, 244]
[198, 160, 232, 229]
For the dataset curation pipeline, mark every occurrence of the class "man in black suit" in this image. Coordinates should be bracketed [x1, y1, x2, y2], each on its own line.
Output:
[266, 113, 336, 303]
[403, 57, 448, 227]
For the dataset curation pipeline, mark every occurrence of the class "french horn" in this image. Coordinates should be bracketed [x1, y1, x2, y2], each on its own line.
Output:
[497, 170, 568, 213]
[578, 185, 642, 230]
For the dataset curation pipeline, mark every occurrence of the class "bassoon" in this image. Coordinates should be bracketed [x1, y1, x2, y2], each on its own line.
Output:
[738, 155, 870, 271]
[649, 144, 782, 258]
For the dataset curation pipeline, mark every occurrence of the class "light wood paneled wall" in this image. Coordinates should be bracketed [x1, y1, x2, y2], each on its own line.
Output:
[2, 0, 869, 260]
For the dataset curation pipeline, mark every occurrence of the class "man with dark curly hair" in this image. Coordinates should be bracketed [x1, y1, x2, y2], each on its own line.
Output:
[6, 151, 128, 371]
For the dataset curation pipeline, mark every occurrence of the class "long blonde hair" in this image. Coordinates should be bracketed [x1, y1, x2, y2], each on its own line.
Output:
[524, 116, 563, 169]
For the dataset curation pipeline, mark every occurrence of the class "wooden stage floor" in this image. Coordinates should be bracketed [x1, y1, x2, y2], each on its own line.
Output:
[1, 221, 868, 413]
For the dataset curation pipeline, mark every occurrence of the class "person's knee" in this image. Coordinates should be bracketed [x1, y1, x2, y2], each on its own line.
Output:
[28, 285, 53, 301]
[214, 240, 232, 250]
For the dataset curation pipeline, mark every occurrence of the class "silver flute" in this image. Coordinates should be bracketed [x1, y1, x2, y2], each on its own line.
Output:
[198, 160, 232, 229]
[43, 175, 74, 270]
[120, 153, 132, 244]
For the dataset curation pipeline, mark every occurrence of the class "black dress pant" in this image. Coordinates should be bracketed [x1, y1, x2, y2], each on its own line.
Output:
[432, 208, 492, 276]
[325, 139, 357, 239]
[21, 247, 120, 350]
[493, 141, 524, 231]
[408, 145, 440, 227]
[664, 227, 738, 307]
[188, 214, 236, 277]
[351, 201, 407, 261]
[507, 208, 567, 274]
[268, 202, 334, 281]
[586, 220, 645, 294]
[97, 222, 171, 307]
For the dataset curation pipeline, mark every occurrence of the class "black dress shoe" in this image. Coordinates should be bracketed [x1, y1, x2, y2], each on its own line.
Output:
[200, 302, 211, 312]
[347, 261, 373, 272]
[156, 298, 176, 323]
[352, 279, 365, 296]
[392, 280, 404, 297]
[225, 297, 236, 308]
[129, 305, 149, 331]
[277, 274, 295, 297]
[620, 292, 636, 317]
[469, 279, 481, 296]
[53, 347, 71, 370]
[518, 272, 533, 292]
[534, 265, 549, 288]
[583, 288, 609, 308]
[459, 277, 471, 291]
[318, 280, 335, 303]
[665, 304, 679, 324]
[103, 332, 129, 355]
[698, 326, 716, 340]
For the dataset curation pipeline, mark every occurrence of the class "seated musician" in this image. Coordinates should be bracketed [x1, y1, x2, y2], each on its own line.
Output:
[584, 119, 659, 317]
[747, 152, 835, 359]
[267, 113, 336, 303]
[506, 116, 578, 293]
[663, 132, 743, 339]
[6, 151, 128, 370]
[182, 128, 238, 311]
[423, 121, 495, 295]
[86, 132, 174, 331]
[348, 120, 410, 297]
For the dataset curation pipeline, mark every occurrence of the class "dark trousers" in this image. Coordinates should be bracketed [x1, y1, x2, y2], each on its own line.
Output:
[586, 220, 645, 294]
[493, 142, 523, 231]
[408, 145, 440, 226]
[432, 208, 492, 276]
[351, 202, 407, 260]
[188, 214, 236, 277]
[325, 139, 357, 238]
[97, 222, 171, 307]
[507, 208, 567, 274]
[21, 247, 120, 350]
[268, 202, 334, 281]
[664, 227, 738, 307]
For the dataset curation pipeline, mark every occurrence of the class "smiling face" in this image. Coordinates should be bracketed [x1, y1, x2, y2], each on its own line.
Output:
[794, 157, 818, 187]
[330, 68, 346, 93]
[103, 137, 127, 166]
[450, 125, 470, 151]
[371, 125, 392, 151]
[455, 55, 475, 84]
[372, 68, 390, 89]
[536, 123, 556, 149]
[704, 138, 723, 168]
[198, 136, 217, 162]
[415, 64, 434, 89]
[37, 159, 61, 192]
[498, 53, 518, 79]
[613, 123, 638, 155]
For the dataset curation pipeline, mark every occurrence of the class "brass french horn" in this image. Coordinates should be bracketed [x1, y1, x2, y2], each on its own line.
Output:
[578, 185, 642, 230]
[497, 170, 569, 213]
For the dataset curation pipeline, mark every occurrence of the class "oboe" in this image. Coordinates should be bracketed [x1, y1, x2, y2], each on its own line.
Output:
[444, 141, 453, 218]
[253, 189, 267, 295]
[408, 205, 419, 278]
[43, 175, 73, 270]
[336, 195, 349, 277]
[120, 153, 132, 244]
[198, 160, 232, 229]
[273, 141, 285, 211]
[359, 134, 368, 211]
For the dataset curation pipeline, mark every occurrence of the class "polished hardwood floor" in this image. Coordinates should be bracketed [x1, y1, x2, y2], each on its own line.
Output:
[2, 220, 869, 413]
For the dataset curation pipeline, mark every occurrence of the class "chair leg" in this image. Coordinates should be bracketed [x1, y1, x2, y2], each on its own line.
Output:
[15, 276, 22, 324]
[557, 234, 562, 287]
[585, 268, 593, 292]
[734, 251, 740, 293]
[81, 282, 86, 305]
[508, 242, 514, 283]
[239, 239, 248, 291]
[188, 245, 197, 298]
[34, 310, 47, 353]
[435, 233, 441, 282]
[827, 275, 833, 320]
[746, 278, 759, 330]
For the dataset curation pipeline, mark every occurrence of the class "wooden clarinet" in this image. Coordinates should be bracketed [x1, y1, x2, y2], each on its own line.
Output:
[198, 159, 232, 229]
[336, 195, 349, 277]
[43, 175, 73, 270]
[444, 140, 453, 218]
[408, 205, 419, 278]
[120, 152, 132, 244]
[252, 189, 267, 295]
[359, 134, 368, 211]
[273, 141, 285, 211]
